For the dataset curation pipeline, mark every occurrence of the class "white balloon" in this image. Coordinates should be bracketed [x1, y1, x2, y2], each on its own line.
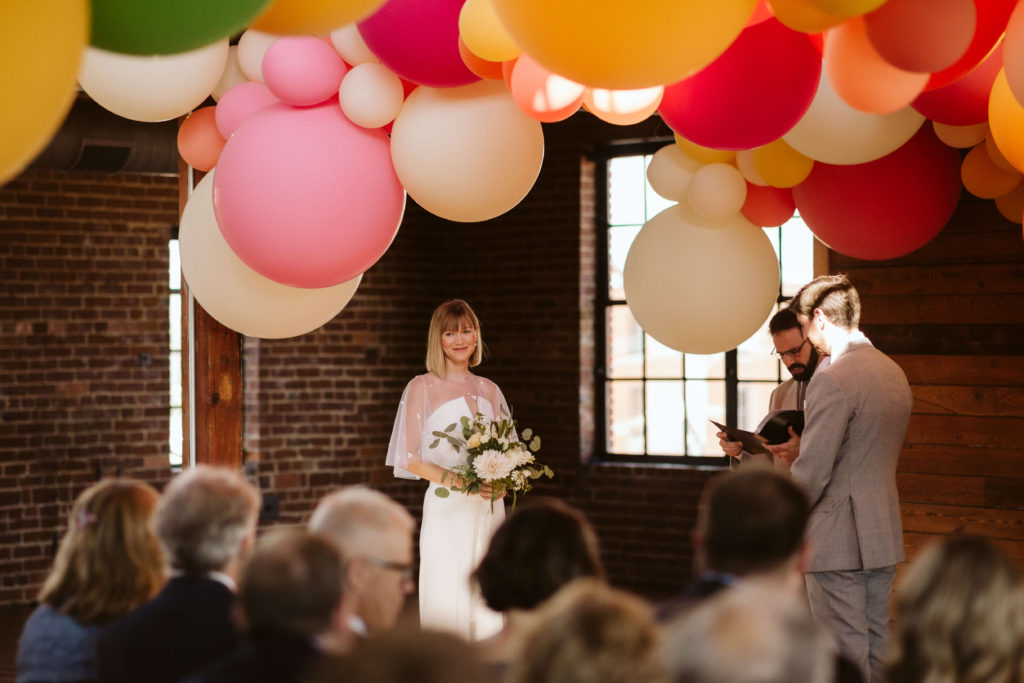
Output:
[646, 143, 701, 201]
[211, 46, 247, 102]
[687, 163, 748, 223]
[179, 171, 361, 339]
[236, 29, 279, 83]
[623, 203, 779, 354]
[783, 70, 925, 165]
[390, 80, 544, 222]
[330, 24, 377, 65]
[339, 62, 405, 128]
[78, 41, 229, 123]
[735, 149, 768, 186]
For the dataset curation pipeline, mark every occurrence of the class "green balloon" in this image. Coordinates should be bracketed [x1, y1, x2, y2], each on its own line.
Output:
[91, 0, 274, 55]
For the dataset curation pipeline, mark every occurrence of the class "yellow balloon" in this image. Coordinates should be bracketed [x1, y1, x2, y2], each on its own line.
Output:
[810, 0, 886, 17]
[994, 183, 1024, 224]
[674, 133, 736, 164]
[752, 139, 814, 188]
[491, 0, 758, 89]
[459, 0, 522, 63]
[768, 0, 845, 33]
[250, 0, 386, 34]
[932, 121, 988, 149]
[0, 1, 88, 185]
[988, 70, 1024, 175]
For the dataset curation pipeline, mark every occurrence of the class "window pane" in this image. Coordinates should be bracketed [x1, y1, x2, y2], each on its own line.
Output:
[684, 353, 725, 380]
[169, 407, 183, 467]
[737, 382, 779, 432]
[169, 293, 181, 352]
[736, 309, 778, 381]
[168, 239, 180, 290]
[170, 350, 182, 406]
[607, 305, 643, 378]
[608, 156, 646, 225]
[780, 215, 815, 298]
[685, 380, 725, 456]
[608, 380, 644, 454]
[608, 225, 641, 300]
[646, 381, 683, 455]
[645, 333, 682, 378]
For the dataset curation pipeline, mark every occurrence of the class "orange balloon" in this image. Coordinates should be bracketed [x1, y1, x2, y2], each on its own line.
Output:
[988, 70, 1024, 174]
[752, 138, 814, 188]
[509, 53, 584, 122]
[932, 121, 988, 149]
[824, 17, 927, 114]
[458, 36, 504, 80]
[985, 136, 1018, 173]
[674, 133, 736, 164]
[811, 0, 886, 16]
[994, 182, 1024, 223]
[583, 86, 663, 126]
[961, 143, 1022, 199]
[177, 107, 226, 172]
[768, 0, 845, 33]
[251, 0, 385, 34]
[863, 0, 976, 74]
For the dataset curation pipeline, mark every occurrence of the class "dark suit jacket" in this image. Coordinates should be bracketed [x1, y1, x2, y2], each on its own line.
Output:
[181, 632, 322, 683]
[97, 576, 239, 683]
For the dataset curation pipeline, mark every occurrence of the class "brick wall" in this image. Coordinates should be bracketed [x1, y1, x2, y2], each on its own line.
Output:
[0, 172, 179, 604]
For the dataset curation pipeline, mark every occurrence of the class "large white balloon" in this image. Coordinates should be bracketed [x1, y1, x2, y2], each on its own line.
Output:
[236, 29, 279, 83]
[646, 143, 701, 201]
[623, 204, 779, 354]
[179, 172, 361, 339]
[78, 41, 229, 122]
[783, 70, 925, 165]
[330, 24, 378, 65]
[390, 79, 544, 222]
[211, 46, 247, 101]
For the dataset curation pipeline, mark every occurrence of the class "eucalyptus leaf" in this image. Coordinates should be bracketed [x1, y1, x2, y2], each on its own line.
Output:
[521, 428, 533, 441]
[543, 466, 554, 478]
[429, 439, 440, 449]
[434, 487, 450, 498]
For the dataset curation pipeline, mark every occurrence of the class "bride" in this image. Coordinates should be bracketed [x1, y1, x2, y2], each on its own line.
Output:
[386, 299, 507, 640]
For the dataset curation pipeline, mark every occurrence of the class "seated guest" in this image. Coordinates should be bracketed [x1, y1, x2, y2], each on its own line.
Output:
[16, 479, 164, 683]
[308, 486, 416, 637]
[662, 585, 833, 683]
[506, 578, 668, 683]
[472, 498, 605, 669]
[183, 529, 353, 683]
[885, 535, 1024, 683]
[97, 466, 260, 683]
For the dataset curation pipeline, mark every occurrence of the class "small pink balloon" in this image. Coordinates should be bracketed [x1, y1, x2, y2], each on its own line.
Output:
[358, 0, 479, 87]
[215, 81, 280, 138]
[262, 36, 347, 106]
[213, 102, 406, 288]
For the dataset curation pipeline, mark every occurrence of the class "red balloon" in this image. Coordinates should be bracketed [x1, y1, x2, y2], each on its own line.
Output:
[924, 0, 1015, 91]
[358, 0, 479, 87]
[792, 125, 962, 260]
[658, 18, 820, 151]
[741, 183, 796, 227]
[912, 43, 1002, 125]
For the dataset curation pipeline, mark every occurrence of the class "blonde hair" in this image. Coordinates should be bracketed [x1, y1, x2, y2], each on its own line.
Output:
[424, 299, 483, 378]
[39, 478, 165, 625]
[885, 535, 1024, 683]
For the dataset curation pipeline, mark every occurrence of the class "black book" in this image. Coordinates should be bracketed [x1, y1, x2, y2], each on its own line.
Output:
[710, 410, 804, 456]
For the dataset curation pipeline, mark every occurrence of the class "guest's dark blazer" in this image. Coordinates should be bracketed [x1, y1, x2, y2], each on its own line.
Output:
[180, 632, 322, 683]
[97, 576, 239, 683]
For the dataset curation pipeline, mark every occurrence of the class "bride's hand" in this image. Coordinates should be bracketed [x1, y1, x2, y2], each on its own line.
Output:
[478, 483, 506, 500]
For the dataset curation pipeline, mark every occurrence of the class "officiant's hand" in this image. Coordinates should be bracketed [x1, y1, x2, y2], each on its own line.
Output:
[766, 427, 801, 463]
[716, 431, 743, 459]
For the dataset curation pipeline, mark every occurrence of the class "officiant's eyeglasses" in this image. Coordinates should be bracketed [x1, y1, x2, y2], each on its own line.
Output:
[771, 338, 809, 361]
[365, 556, 415, 583]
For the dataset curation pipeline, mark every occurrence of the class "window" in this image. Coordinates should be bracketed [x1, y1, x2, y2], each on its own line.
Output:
[596, 143, 815, 464]
[169, 237, 183, 468]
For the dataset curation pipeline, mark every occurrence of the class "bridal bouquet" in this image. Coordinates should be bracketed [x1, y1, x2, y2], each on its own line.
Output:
[430, 412, 553, 509]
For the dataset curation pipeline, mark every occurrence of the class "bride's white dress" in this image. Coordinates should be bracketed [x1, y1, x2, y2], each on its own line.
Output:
[386, 373, 506, 640]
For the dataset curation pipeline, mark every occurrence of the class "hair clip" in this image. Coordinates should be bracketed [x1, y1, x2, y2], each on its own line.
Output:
[75, 508, 97, 530]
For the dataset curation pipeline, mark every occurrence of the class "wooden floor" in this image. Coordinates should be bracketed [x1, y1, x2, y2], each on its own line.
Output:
[0, 605, 32, 683]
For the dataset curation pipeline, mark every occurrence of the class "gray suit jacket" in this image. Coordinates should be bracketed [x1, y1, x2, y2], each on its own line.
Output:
[792, 334, 912, 572]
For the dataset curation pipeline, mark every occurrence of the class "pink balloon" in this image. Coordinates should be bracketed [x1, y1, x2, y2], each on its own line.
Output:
[358, 0, 479, 87]
[912, 43, 1002, 125]
[262, 36, 347, 106]
[792, 125, 961, 261]
[213, 102, 406, 288]
[658, 18, 821, 151]
[215, 82, 280, 138]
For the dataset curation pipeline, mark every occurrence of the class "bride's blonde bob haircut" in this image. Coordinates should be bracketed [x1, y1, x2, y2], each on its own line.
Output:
[426, 299, 483, 378]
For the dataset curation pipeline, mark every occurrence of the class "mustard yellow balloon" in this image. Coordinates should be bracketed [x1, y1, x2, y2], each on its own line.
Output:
[459, 0, 522, 63]
[674, 133, 736, 164]
[752, 139, 814, 188]
[988, 70, 1024, 175]
[251, 0, 386, 35]
[0, 1, 87, 185]
[768, 0, 845, 33]
[491, 0, 758, 89]
[810, 0, 886, 17]
[961, 144, 1022, 199]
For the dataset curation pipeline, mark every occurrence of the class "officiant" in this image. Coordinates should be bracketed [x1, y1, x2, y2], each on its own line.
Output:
[717, 307, 827, 472]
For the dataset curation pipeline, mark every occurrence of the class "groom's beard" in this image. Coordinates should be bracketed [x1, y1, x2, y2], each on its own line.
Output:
[787, 347, 820, 383]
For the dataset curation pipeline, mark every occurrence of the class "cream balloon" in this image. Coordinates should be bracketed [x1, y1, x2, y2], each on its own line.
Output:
[339, 62, 406, 128]
[646, 143, 702, 201]
[78, 41, 229, 122]
[237, 29, 280, 83]
[623, 203, 780, 354]
[330, 23, 378, 65]
[782, 70, 925, 165]
[179, 172, 361, 339]
[211, 46, 247, 101]
[390, 79, 544, 222]
[687, 163, 748, 222]
[735, 149, 768, 186]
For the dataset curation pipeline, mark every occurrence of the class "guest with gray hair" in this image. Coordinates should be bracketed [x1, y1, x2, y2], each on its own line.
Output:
[98, 465, 261, 683]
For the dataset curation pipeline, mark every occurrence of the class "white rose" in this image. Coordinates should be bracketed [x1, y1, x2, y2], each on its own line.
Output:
[467, 433, 482, 449]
